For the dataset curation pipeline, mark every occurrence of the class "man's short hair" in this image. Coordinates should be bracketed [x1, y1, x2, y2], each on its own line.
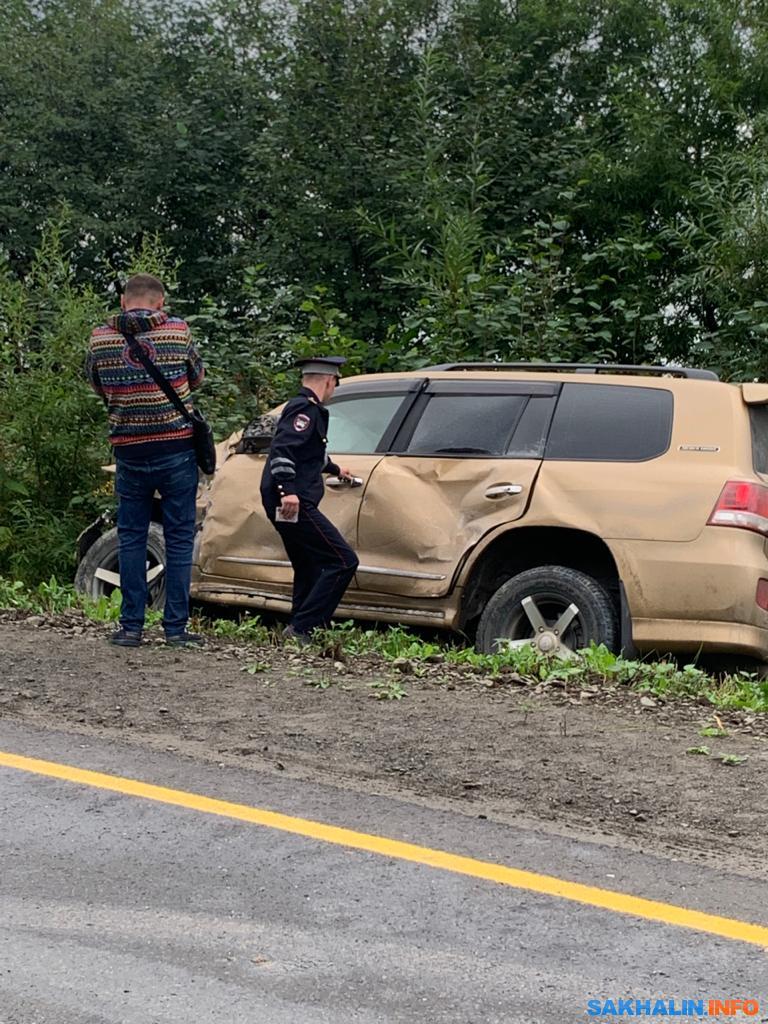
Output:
[123, 273, 164, 303]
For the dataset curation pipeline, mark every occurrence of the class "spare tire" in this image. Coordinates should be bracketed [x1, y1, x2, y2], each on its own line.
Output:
[74, 523, 166, 610]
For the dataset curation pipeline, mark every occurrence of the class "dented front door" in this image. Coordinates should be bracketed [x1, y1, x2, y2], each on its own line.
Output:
[197, 383, 420, 589]
[197, 450, 381, 587]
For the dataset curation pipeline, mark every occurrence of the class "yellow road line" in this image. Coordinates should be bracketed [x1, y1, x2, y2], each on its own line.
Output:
[1, 748, 767, 949]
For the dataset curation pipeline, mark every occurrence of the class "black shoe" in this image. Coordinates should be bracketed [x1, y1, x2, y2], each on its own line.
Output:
[165, 630, 205, 648]
[110, 628, 142, 648]
[282, 625, 311, 646]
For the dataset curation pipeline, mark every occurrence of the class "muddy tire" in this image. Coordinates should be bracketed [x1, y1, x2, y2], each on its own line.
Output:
[476, 565, 618, 655]
[74, 524, 167, 609]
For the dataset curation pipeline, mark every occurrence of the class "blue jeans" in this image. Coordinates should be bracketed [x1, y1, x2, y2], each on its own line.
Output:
[115, 449, 198, 635]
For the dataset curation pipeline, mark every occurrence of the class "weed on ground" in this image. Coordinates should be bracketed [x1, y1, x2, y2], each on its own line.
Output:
[2, 576, 767, 713]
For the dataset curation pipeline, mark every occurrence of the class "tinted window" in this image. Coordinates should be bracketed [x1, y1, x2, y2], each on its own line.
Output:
[326, 394, 406, 453]
[546, 384, 673, 461]
[406, 395, 529, 456]
[751, 406, 768, 474]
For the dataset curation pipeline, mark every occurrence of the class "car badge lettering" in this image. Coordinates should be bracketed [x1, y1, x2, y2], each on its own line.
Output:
[678, 444, 720, 453]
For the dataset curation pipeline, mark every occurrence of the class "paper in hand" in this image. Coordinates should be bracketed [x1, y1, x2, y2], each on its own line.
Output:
[275, 506, 299, 524]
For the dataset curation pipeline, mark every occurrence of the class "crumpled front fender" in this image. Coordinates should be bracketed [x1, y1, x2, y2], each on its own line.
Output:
[75, 512, 113, 563]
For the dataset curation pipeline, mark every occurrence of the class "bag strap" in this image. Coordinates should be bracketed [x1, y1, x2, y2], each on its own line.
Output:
[121, 332, 192, 423]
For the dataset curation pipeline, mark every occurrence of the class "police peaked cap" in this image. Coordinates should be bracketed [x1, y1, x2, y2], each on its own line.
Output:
[295, 356, 347, 378]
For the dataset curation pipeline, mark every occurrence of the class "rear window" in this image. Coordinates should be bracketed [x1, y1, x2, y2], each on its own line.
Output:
[750, 406, 768, 474]
[546, 383, 673, 462]
[405, 394, 529, 456]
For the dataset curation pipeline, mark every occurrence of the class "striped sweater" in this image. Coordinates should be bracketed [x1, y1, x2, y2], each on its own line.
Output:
[86, 309, 205, 460]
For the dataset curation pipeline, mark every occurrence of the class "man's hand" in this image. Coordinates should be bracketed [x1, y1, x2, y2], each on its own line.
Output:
[338, 467, 354, 481]
[281, 494, 300, 516]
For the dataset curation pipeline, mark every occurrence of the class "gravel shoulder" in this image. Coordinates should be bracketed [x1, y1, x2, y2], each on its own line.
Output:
[1, 613, 766, 877]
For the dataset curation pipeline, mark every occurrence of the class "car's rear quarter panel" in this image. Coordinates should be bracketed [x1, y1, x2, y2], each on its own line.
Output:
[523, 379, 768, 652]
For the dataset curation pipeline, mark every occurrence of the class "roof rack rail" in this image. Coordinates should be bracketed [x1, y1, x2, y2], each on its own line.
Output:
[423, 361, 719, 381]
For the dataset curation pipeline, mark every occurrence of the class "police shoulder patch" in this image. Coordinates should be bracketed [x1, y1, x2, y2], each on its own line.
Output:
[293, 413, 311, 432]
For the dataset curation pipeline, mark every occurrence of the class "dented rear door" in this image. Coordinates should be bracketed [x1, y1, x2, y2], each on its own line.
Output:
[354, 381, 559, 598]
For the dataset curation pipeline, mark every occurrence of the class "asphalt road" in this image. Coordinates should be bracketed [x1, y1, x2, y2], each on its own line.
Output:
[0, 719, 766, 1024]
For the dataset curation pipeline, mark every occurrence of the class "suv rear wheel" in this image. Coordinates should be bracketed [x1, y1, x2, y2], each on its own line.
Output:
[476, 565, 617, 655]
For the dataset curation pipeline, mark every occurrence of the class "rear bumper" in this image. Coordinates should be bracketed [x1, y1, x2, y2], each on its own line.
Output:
[614, 529, 768, 659]
[632, 618, 768, 659]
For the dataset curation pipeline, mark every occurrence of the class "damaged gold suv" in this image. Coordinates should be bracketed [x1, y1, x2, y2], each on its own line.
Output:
[76, 363, 768, 660]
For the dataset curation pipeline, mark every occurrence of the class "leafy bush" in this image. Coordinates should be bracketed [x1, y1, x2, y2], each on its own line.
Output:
[0, 219, 109, 583]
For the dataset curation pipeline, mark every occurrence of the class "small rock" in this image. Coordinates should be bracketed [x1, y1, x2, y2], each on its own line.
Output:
[332, 661, 346, 673]
[391, 657, 413, 674]
[640, 696, 657, 709]
[26, 616, 45, 628]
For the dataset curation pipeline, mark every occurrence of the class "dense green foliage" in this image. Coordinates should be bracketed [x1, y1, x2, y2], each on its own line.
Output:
[3, 0, 768, 581]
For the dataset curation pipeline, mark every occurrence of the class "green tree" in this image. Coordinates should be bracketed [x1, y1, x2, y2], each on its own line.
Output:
[0, 0, 275, 298]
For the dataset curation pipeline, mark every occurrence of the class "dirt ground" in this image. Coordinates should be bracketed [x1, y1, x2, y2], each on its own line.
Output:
[1, 611, 767, 877]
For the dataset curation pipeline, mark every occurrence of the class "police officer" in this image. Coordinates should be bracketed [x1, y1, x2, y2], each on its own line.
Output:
[260, 356, 359, 642]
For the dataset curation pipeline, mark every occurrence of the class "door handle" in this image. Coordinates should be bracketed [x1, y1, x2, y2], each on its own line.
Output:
[326, 476, 364, 488]
[485, 484, 523, 498]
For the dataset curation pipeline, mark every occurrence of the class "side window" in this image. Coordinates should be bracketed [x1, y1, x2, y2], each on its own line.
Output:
[326, 394, 407, 454]
[405, 395, 529, 456]
[546, 384, 673, 461]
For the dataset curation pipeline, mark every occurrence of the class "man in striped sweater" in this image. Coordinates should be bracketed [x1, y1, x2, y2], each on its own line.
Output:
[86, 273, 206, 648]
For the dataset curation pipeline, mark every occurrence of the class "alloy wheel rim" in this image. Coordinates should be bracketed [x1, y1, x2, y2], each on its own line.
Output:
[90, 552, 166, 605]
[498, 593, 584, 658]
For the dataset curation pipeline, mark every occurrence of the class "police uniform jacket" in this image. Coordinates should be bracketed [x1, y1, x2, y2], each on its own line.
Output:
[260, 387, 341, 510]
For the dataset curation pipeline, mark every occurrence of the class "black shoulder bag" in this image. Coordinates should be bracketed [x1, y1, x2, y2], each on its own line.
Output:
[123, 335, 216, 475]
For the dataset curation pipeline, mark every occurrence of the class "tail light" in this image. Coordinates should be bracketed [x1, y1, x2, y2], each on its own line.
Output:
[708, 480, 768, 536]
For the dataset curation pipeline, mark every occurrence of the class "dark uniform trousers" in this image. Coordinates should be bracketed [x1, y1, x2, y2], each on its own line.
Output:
[274, 503, 359, 634]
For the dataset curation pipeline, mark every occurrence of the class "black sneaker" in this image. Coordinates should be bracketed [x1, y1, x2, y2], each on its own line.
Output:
[109, 628, 142, 648]
[165, 630, 205, 648]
